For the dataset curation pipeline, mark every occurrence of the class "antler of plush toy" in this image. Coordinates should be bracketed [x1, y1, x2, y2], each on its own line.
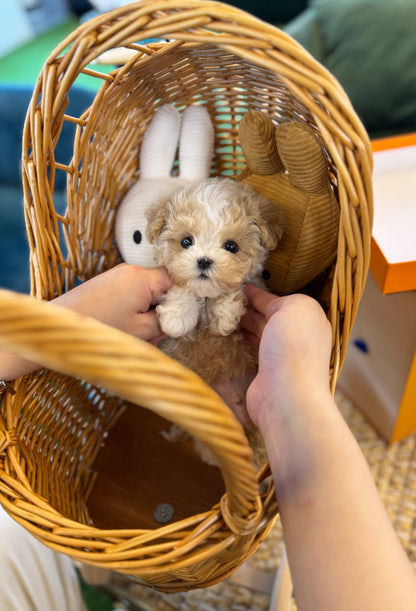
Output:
[115, 104, 215, 267]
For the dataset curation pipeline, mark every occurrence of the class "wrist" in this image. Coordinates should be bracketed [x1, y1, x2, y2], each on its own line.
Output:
[258, 385, 337, 481]
[257, 375, 333, 435]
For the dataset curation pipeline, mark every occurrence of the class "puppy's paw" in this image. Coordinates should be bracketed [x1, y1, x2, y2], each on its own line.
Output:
[157, 302, 198, 337]
[193, 439, 220, 467]
[210, 315, 238, 336]
[160, 424, 190, 443]
[208, 291, 246, 335]
[157, 287, 201, 337]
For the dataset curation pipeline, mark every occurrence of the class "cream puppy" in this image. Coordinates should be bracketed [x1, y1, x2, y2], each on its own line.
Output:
[146, 177, 284, 466]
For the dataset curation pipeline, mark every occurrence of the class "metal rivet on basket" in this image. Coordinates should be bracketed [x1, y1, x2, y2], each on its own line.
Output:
[153, 503, 174, 524]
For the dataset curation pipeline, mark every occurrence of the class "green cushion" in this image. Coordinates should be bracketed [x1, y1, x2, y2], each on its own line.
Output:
[284, 7, 325, 60]
[287, 0, 416, 135]
[225, 0, 308, 23]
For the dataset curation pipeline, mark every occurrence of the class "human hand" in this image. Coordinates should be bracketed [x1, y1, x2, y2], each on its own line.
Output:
[0, 265, 172, 382]
[241, 285, 332, 429]
[243, 285, 416, 611]
[54, 264, 172, 344]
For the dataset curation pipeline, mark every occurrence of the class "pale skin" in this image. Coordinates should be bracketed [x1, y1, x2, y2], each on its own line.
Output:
[1, 271, 416, 609]
[241, 284, 416, 611]
[0, 264, 172, 381]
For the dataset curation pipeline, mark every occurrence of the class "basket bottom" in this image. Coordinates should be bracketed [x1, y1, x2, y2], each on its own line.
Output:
[88, 403, 225, 530]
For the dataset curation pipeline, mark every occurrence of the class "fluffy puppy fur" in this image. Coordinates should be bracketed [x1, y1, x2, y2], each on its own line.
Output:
[146, 177, 284, 466]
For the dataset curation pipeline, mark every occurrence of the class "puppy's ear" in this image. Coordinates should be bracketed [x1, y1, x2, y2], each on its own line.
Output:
[146, 200, 169, 243]
[248, 190, 284, 251]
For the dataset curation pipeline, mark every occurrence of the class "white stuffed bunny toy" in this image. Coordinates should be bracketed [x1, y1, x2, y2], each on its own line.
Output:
[115, 104, 215, 266]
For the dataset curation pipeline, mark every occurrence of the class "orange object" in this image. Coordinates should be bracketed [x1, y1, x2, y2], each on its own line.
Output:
[371, 131, 416, 152]
[371, 238, 416, 295]
[370, 132, 416, 294]
[390, 352, 416, 444]
[339, 272, 416, 445]
[340, 133, 416, 444]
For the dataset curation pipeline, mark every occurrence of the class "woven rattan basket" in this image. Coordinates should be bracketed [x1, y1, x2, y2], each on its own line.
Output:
[0, 0, 373, 593]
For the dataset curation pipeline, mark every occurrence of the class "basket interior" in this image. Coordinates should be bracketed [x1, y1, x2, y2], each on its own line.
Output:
[89, 403, 225, 530]
[18, 372, 225, 529]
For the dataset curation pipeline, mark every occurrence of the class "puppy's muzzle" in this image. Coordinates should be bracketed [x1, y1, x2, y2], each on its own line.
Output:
[197, 257, 213, 271]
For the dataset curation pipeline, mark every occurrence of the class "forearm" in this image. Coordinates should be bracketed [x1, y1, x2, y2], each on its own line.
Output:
[0, 266, 171, 383]
[0, 351, 39, 382]
[261, 390, 416, 611]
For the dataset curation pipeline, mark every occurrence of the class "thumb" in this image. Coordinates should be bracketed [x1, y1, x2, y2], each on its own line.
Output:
[244, 284, 281, 320]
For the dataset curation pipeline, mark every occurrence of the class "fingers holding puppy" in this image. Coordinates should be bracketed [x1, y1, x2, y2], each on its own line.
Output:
[241, 284, 281, 345]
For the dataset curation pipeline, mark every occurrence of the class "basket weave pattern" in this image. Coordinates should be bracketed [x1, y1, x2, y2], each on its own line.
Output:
[0, 0, 373, 591]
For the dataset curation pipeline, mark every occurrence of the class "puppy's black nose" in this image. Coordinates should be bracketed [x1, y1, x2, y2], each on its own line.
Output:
[197, 257, 213, 270]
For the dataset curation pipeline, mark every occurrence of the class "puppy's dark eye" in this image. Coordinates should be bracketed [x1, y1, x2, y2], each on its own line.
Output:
[224, 240, 239, 253]
[181, 236, 194, 249]
[133, 230, 142, 244]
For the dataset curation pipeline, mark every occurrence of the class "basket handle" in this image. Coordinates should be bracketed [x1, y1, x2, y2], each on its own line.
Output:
[0, 289, 263, 534]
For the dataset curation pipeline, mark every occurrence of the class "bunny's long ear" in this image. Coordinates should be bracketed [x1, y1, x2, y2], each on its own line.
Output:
[179, 105, 215, 180]
[140, 105, 181, 179]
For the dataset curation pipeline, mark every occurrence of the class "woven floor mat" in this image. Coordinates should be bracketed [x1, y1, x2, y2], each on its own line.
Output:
[104, 388, 416, 610]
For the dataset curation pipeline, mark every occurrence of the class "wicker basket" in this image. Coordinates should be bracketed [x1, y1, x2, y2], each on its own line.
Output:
[0, 0, 373, 593]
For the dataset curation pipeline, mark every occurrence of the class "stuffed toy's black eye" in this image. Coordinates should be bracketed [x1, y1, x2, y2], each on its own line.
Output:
[133, 230, 142, 244]
[181, 236, 194, 249]
[224, 240, 239, 253]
